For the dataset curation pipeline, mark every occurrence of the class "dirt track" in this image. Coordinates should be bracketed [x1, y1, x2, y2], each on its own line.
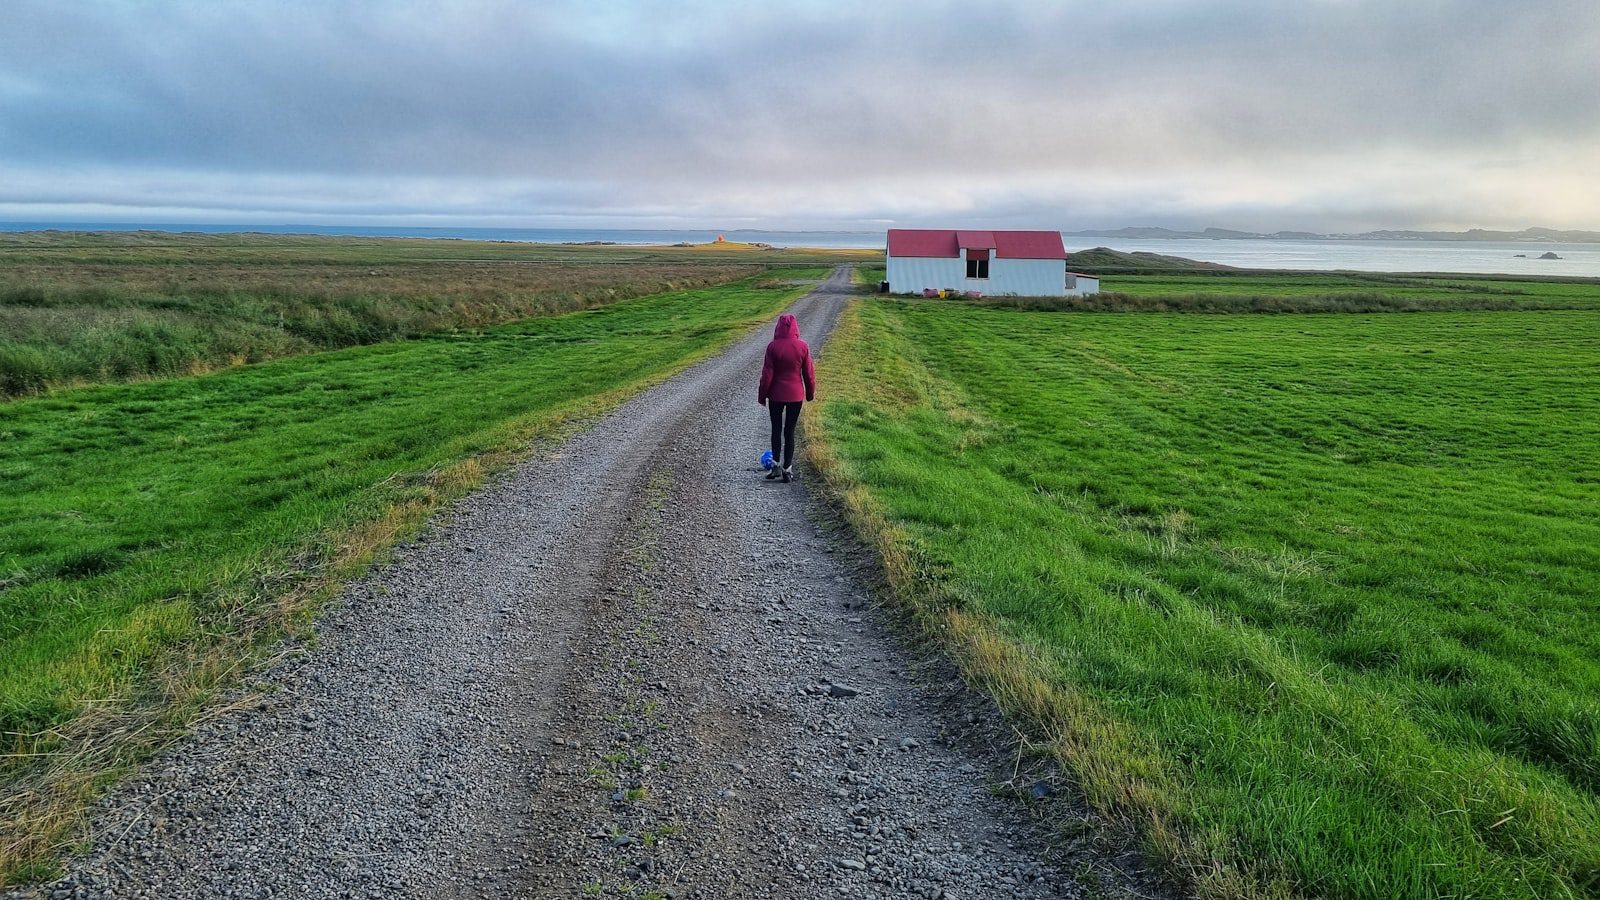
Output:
[18, 268, 1130, 899]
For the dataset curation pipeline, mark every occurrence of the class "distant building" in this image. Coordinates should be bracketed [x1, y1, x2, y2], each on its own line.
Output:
[885, 229, 1099, 297]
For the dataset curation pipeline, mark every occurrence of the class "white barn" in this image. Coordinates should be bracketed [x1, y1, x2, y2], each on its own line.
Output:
[885, 229, 1100, 298]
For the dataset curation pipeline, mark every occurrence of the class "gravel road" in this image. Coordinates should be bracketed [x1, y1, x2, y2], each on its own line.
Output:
[16, 268, 1144, 899]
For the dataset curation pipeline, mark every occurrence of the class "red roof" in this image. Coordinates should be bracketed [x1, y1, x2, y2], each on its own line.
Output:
[885, 229, 958, 258]
[887, 229, 1066, 260]
[955, 230, 997, 250]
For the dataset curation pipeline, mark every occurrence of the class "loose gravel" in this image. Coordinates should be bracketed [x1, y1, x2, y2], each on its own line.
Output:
[13, 269, 1156, 899]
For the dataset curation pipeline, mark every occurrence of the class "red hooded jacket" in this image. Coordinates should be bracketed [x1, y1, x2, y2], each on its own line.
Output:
[758, 313, 816, 404]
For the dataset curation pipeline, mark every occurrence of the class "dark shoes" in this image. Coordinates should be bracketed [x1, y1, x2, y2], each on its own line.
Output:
[781, 466, 793, 483]
[765, 466, 781, 480]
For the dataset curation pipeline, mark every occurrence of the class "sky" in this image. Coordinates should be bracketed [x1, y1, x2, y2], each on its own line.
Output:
[1, 0, 1598, 232]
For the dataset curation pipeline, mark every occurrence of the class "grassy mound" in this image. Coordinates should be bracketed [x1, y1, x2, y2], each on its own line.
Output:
[1065, 246, 1235, 273]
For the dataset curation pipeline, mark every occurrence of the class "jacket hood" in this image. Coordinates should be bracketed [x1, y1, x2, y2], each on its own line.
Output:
[773, 313, 799, 340]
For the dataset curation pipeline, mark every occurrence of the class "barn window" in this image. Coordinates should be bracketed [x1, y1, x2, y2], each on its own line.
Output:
[966, 252, 989, 279]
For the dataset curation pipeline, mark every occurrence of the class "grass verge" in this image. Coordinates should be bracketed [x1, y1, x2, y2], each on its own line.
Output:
[874, 267, 1600, 313]
[0, 275, 810, 884]
[808, 297, 1600, 898]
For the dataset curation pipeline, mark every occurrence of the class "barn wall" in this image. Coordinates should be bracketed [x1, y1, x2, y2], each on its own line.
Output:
[983, 259, 1066, 296]
[1066, 274, 1101, 297]
[887, 256, 965, 293]
[888, 255, 1073, 297]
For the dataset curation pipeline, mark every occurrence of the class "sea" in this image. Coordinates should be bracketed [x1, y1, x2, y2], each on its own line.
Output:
[1092, 238, 1600, 279]
[4, 222, 1599, 278]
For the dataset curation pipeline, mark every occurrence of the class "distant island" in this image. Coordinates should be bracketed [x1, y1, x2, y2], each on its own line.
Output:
[1062, 226, 1600, 243]
[1065, 246, 1233, 272]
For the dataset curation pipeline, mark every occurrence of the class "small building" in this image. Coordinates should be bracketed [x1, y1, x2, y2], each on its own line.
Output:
[885, 229, 1099, 297]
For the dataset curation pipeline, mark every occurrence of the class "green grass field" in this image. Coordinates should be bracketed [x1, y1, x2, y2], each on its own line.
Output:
[1107, 271, 1598, 297]
[814, 297, 1600, 898]
[864, 262, 1600, 313]
[1093, 272, 1600, 312]
[0, 232, 866, 398]
[0, 273, 812, 879]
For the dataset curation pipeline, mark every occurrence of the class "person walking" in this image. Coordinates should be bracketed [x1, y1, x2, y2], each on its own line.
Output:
[758, 312, 815, 483]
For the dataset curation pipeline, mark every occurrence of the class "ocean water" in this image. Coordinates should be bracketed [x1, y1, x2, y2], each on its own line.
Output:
[4, 222, 1599, 277]
[1081, 238, 1600, 278]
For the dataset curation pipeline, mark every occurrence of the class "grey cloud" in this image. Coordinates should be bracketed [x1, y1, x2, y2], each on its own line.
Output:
[1, 0, 1597, 229]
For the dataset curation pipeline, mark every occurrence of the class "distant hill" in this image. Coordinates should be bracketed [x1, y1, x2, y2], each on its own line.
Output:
[1063, 226, 1600, 243]
[1066, 246, 1235, 273]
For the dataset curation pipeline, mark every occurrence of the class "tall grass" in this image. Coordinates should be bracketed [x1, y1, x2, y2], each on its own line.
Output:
[0, 230, 874, 398]
[813, 299, 1600, 898]
[0, 261, 750, 397]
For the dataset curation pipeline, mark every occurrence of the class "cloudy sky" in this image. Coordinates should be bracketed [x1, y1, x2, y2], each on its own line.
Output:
[2, 0, 1597, 231]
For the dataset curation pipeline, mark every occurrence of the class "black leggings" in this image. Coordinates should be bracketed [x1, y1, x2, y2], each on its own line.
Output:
[769, 401, 803, 468]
